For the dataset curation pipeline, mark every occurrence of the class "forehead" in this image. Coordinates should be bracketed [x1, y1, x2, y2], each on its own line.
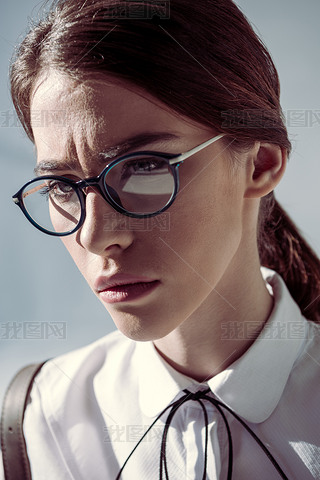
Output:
[30, 72, 209, 173]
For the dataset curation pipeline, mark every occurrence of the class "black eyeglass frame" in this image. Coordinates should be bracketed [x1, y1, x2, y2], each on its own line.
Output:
[12, 133, 226, 237]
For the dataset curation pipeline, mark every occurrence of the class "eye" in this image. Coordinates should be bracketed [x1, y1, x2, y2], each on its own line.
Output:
[121, 157, 168, 177]
[41, 181, 75, 202]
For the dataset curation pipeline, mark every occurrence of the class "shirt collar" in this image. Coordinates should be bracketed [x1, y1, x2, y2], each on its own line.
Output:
[136, 339, 197, 418]
[136, 268, 308, 422]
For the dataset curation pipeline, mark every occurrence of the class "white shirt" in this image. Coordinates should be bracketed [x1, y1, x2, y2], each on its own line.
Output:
[1, 268, 320, 479]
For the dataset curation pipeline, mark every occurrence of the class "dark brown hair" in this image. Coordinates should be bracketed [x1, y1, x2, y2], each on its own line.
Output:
[10, 0, 320, 321]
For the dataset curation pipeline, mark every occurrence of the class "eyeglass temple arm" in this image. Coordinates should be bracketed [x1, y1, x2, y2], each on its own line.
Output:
[169, 133, 226, 165]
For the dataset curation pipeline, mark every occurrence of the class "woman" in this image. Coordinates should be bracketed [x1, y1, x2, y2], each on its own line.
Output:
[3, 0, 320, 478]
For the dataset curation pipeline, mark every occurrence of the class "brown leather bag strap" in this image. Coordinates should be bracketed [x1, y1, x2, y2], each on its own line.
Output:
[1, 362, 47, 480]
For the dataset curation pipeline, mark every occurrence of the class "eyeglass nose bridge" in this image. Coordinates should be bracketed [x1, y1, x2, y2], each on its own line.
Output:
[75, 175, 126, 214]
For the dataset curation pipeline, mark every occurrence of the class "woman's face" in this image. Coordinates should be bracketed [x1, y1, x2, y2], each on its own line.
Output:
[31, 72, 252, 341]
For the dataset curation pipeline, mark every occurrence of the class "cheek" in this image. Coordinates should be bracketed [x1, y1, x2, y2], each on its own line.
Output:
[163, 206, 242, 276]
[159, 173, 244, 278]
[172, 168, 243, 239]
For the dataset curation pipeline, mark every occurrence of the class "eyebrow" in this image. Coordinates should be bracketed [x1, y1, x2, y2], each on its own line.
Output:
[33, 132, 180, 176]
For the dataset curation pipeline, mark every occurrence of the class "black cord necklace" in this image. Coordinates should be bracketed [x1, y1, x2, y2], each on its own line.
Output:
[115, 388, 289, 480]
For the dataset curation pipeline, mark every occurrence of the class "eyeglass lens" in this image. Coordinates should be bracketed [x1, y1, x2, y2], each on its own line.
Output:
[21, 155, 176, 234]
[22, 179, 82, 234]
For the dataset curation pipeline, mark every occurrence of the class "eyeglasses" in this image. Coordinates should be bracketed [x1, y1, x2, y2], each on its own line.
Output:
[12, 133, 225, 236]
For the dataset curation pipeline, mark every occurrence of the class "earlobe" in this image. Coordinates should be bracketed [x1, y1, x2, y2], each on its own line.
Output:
[244, 143, 287, 198]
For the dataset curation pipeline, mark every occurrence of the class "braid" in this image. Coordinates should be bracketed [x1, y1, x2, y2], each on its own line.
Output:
[258, 193, 320, 323]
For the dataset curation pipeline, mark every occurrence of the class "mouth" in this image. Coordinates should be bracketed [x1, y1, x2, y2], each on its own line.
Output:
[95, 274, 160, 304]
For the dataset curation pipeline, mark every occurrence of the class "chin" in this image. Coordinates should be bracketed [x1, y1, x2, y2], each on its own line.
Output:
[113, 311, 176, 342]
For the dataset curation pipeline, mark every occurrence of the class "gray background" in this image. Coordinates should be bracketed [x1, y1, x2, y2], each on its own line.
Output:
[0, 0, 319, 403]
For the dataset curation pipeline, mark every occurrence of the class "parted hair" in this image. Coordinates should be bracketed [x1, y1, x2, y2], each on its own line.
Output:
[10, 0, 320, 321]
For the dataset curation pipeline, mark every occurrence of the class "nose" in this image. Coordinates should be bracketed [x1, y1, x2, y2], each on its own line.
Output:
[78, 189, 134, 255]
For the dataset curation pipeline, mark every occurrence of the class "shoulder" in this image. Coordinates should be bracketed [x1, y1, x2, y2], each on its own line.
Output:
[22, 330, 140, 478]
[34, 329, 136, 394]
[275, 319, 320, 473]
[282, 318, 320, 417]
[293, 319, 320, 371]
[26, 329, 138, 429]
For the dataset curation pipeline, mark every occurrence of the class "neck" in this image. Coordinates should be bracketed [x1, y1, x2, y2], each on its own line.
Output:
[153, 250, 274, 383]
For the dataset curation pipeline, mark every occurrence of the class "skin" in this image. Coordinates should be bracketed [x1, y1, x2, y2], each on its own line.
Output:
[31, 71, 287, 382]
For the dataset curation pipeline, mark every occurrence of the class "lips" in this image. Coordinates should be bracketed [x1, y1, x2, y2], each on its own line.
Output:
[95, 274, 160, 304]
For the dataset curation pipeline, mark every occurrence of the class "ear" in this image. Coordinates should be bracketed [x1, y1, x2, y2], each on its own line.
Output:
[244, 142, 287, 198]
